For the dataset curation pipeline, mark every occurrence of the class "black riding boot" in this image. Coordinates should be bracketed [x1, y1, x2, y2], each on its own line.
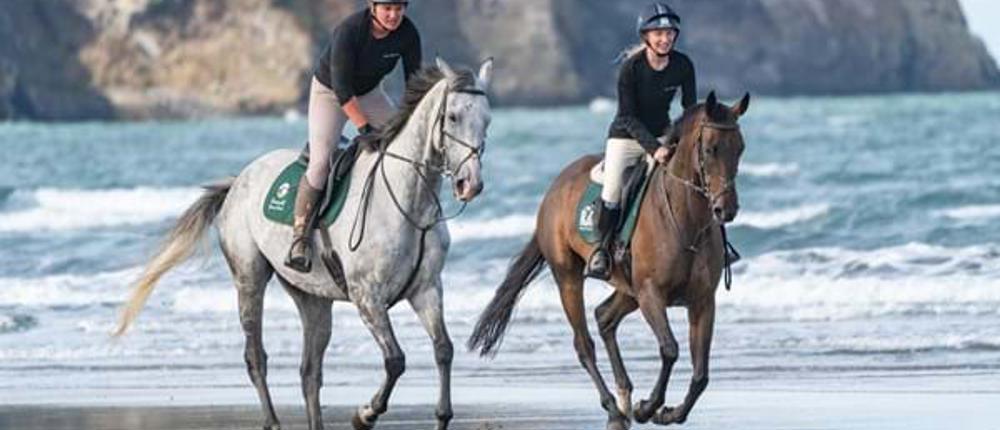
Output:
[285, 176, 322, 273]
[586, 201, 620, 280]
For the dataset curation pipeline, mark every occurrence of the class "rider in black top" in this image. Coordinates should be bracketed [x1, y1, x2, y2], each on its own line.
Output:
[607, 49, 695, 151]
[287, 0, 422, 273]
[315, 7, 421, 105]
[587, 2, 696, 280]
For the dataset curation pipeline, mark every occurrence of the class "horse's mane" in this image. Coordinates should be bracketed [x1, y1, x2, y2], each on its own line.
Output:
[375, 65, 478, 145]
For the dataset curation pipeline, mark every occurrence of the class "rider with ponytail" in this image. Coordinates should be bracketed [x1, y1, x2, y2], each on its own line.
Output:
[287, 0, 422, 273]
[588, 2, 695, 280]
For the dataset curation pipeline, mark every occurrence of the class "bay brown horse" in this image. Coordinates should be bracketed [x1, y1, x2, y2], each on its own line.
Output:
[468, 92, 750, 429]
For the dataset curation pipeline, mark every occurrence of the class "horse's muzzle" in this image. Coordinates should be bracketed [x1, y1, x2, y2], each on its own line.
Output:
[453, 162, 483, 202]
[711, 199, 738, 224]
[454, 178, 482, 202]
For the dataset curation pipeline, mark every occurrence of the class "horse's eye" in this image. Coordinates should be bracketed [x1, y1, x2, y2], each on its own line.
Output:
[448, 113, 458, 123]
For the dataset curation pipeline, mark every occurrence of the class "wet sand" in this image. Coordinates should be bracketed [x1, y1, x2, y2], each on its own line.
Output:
[2, 385, 998, 430]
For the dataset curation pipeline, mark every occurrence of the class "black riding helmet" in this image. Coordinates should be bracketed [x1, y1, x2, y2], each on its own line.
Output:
[636, 2, 681, 35]
[636, 3, 680, 58]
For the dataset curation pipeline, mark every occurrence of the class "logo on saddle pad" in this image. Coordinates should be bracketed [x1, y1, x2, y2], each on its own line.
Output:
[268, 181, 292, 212]
[276, 182, 291, 199]
[579, 204, 596, 232]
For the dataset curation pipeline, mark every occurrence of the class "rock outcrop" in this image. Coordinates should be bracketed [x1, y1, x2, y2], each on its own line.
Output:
[0, 1, 113, 120]
[75, 0, 311, 119]
[1, 0, 997, 120]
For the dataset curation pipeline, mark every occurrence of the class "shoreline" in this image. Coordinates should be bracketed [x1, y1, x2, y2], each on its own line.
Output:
[3, 385, 998, 430]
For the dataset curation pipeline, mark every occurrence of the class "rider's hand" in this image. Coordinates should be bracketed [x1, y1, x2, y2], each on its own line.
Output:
[354, 124, 381, 150]
[654, 146, 674, 164]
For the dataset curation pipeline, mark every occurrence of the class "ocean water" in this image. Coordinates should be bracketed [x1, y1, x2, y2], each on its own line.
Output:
[1, 92, 999, 405]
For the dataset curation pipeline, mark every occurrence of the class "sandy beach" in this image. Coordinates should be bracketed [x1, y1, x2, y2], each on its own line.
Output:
[2, 384, 998, 430]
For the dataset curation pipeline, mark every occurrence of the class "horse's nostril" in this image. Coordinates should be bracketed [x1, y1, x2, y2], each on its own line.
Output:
[713, 206, 724, 218]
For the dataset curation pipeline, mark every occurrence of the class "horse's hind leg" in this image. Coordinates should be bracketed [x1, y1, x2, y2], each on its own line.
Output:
[280, 279, 333, 430]
[595, 291, 638, 418]
[654, 300, 715, 425]
[554, 264, 630, 430]
[224, 246, 280, 430]
[408, 281, 454, 430]
[351, 297, 405, 430]
[632, 291, 679, 424]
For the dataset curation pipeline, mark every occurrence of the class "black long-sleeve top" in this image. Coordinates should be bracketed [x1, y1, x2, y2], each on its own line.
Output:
[607, 49, 696, 152]
[314, 9, 422, 105]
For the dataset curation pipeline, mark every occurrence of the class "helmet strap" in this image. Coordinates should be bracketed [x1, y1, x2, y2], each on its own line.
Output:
[370, 5, 391, 32]
[643, 36, 670, 58]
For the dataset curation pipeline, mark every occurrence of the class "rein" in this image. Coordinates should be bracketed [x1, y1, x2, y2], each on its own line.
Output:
[348, 84, 487, 249]
[659, 119, 741, 290]
[343, 83, 487, 307]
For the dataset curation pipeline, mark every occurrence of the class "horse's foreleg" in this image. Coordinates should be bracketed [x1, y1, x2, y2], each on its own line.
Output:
[633, 293, 678, 424]
[556, 270, 630, 430]
[654, 300, 715, 425]
[595, 291, 638, 419]
[352, 299, 405, 430]
[408, 283, 454, 430]
[238, 288, 281, 430]
[282, 281, 333, 430]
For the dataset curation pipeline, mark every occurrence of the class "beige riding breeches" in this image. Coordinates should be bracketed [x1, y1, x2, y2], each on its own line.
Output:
[600, 136, 667, 204]
[306, 76, 396, 189]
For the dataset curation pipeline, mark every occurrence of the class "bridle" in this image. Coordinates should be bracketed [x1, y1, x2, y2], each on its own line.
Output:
[665, 119, 740, 210]
[349, 83, 488, 251]
[380, 85, 487, 178]
[659, 118, 743, 290]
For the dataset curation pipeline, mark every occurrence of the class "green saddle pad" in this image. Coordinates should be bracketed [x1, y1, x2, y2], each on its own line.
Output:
[576, 172, 654, 245]
[263, 161, 352, 227]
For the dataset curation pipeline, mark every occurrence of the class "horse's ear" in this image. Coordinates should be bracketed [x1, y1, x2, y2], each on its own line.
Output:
[435, 56, 457, 80]
[732, 92, 751, 118]
[477, 57, 494, 90]
[705, 91, 718, 114]
[705, 90, 719, 110]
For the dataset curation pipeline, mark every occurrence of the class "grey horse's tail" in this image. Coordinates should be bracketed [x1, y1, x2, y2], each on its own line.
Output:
[113, 179, 233, 337]
[467, 234, 547, 357]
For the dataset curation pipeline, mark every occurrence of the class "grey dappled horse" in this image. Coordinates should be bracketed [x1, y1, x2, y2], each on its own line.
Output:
[115, 57, 494, 430]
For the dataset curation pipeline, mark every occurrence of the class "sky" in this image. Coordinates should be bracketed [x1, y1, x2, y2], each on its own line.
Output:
[959, 0, 1000, 62]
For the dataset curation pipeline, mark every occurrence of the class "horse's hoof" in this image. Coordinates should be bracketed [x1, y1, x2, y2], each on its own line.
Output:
[632, 399, 656, 424]
[263, 423, 281, 430]
[351, 411, 375, 430]
[652, 406, 687, 425]
[606, 416, 631, 430]
[435, 409, 453, 430]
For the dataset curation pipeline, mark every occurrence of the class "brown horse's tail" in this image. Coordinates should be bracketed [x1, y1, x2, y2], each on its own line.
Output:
[113, 179, 233, 337]
[467, 234, 547, 357]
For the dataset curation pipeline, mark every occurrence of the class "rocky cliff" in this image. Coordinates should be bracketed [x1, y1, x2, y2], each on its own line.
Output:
[1, 0, 997, 120]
